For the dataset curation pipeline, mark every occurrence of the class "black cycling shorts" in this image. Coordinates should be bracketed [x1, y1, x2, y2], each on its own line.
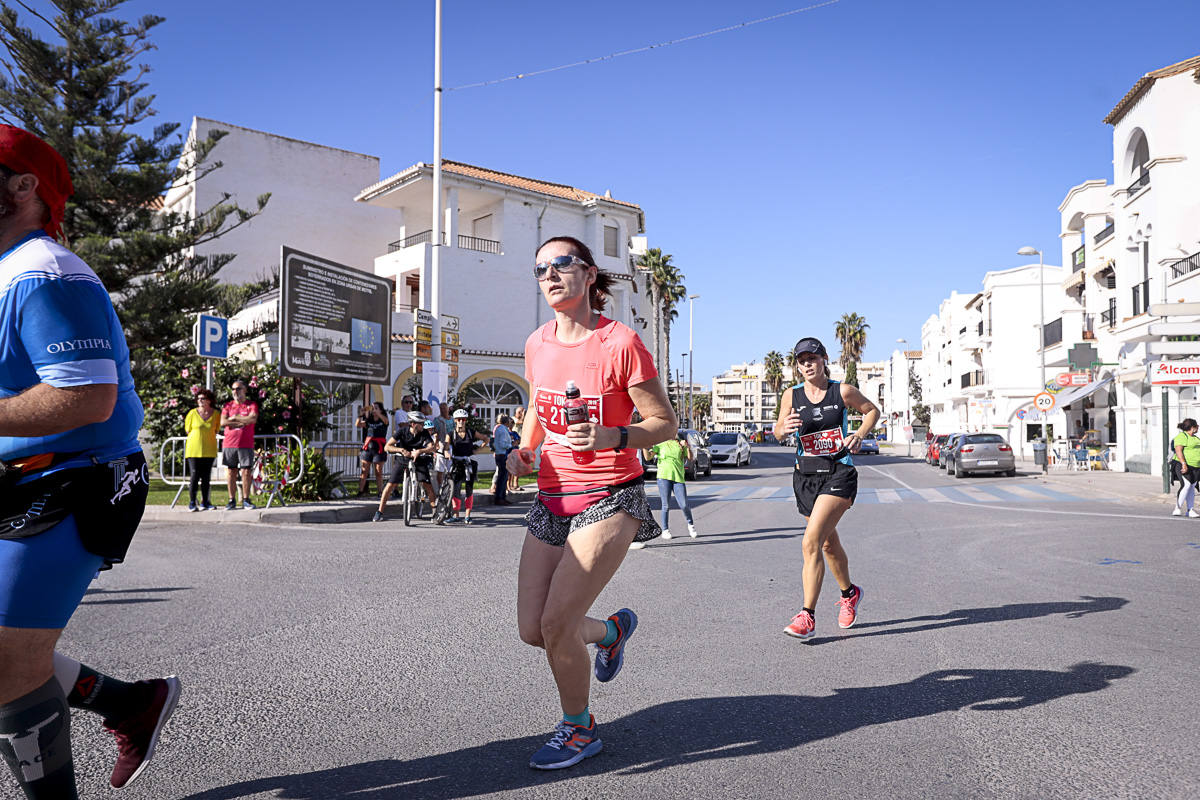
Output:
[390, 457, 432, 485]
[792, 462, 858, 517]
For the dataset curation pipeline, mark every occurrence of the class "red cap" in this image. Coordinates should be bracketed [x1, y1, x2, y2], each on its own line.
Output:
[0, 125, 73, 239]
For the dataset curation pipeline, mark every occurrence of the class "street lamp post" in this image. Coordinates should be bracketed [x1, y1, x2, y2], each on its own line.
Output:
[1019, 246, 1047, 473]
[896, 338, 911, 456]
[688, 294, 700, 429]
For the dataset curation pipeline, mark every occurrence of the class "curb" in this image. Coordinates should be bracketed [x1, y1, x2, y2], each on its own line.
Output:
[142, 488, 535, 525]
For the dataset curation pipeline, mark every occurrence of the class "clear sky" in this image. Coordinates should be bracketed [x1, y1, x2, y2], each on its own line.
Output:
[107, 0, 1200, 384]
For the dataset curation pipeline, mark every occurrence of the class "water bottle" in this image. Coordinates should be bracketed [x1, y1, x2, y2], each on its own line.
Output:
[564, 380, 595, 465]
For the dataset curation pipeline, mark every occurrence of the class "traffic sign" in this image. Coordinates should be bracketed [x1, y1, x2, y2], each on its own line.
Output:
[195, 314, 228, 359]
[441, 330, 460, 346]
[442, 346, 459, 363]
[415, 342, 432, 360]
[414, 325, 432, 344]
[1055, 372, 1090, 387]
[441, 314, 459, 332]
[449, 363, 459, 381]
[414, 309, 435, 327]
[1149, 360, 1200, 385]
[1034, 392, 1056, 412]
[1015, 409, 1027, 420]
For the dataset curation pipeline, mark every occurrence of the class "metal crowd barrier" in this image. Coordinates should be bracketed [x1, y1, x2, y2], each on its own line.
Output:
[157, 433, 306, 510]
[319, 441, 373, 487]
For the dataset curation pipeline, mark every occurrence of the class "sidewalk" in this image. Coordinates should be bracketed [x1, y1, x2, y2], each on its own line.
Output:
[141, 485, 535, 525]
[1018, 456, 1171, 506]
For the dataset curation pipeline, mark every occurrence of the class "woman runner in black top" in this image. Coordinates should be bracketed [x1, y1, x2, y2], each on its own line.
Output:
[773, 337, 880, 640]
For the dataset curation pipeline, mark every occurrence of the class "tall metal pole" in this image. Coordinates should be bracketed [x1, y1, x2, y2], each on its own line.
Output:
[688, 294, 699, 429]
[1039, 249, 1047, 473]
[430, 0, 443, 373]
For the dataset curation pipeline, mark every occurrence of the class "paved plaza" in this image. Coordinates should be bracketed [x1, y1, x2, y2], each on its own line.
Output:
[38, 448, 1200, 799]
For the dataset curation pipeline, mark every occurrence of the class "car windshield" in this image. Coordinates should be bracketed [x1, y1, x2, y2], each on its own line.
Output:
[862, 436, 876, 441]
[709, 433, 737, 444]
[965, 434, 1006, 444]
[935, 435, 949, 444]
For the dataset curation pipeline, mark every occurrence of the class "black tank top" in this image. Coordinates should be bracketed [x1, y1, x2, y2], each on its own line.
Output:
[451, 430, 477, 458]
[792, 381, 852, 463]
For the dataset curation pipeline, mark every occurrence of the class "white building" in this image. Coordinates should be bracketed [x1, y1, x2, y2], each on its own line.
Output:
[164, 118, 396, 286]
[881, 350, 922, 442]
[857, 360, 887, 413]
[711, 363, 780, 433]
[167, 120, 651, 436]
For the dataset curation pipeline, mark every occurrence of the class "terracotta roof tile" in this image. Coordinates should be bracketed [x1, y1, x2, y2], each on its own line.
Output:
[357, 159, 641, 211]
[1104, 54, 1200, 125]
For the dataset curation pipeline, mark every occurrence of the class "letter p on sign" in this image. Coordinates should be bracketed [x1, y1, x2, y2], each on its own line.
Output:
[196, 314, 228, 359]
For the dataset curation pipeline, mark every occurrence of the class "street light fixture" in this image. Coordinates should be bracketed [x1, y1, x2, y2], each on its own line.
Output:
[1018, 245, 1048, 472]
[688, 294, 700, 429]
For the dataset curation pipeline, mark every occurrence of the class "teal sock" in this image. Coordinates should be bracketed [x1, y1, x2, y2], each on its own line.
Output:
[599, 619, 619, 647]
[563, 708, 591, 727]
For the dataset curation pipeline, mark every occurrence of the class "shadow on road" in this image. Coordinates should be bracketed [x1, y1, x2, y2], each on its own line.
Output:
[640, 527, 803, 547]
[179, 662, 1133, 800]
[79, 586, 191, 606]
[805, 595, 1128, 645]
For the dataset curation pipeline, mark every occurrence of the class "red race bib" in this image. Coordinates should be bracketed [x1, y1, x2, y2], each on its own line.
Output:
[799, 428, 844, 457]
[534, 388, 604, 441]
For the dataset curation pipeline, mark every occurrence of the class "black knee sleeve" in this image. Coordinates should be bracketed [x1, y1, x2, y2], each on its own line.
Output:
[0, 677, 77, 798]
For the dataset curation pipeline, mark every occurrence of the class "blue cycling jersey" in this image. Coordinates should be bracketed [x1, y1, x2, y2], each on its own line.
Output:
[0, 232, 142, 470]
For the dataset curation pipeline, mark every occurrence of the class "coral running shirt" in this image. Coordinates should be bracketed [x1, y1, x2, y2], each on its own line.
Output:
[525, 316, 657, 488]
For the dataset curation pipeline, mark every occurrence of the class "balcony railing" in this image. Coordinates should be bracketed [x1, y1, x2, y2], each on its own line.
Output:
[1127, 171, 1150, 196]
[386, 230, 501, 255]
[1169, 251, 1200, 279]
[1072, 245, 1086, 272]
[977, 321, 983, 336]
[1042, 317, 1063, 348]
[1094, 221, 1114, 244]
[1132, 280, 1150, 316]
[960, 370, 985, 389]
[1100, 306, 1116, 327]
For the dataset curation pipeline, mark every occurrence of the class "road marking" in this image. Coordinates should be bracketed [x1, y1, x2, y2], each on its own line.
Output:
[952, 486, 1005, 503]
[859, 464, 1167, 520]
[874, 488, 902, 503]
[1097, 558, 1143, 565]
[911, 487, 952, 503]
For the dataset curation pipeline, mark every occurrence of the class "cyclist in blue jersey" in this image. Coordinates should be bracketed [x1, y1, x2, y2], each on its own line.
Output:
[0, 127, 179, 798]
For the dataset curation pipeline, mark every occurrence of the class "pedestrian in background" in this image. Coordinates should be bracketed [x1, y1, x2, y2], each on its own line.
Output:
[492, 414, 514, 506]
[220, 379, 258, 510]
[355, 401, 389, 497]
[641, 431, 698, 547]
[394, 395, 413, 430]
[432, 402, 454, 495]
[184, 388, 219, 511]
[508, 405, 526, 494]
[1172, 418, 1200, 518]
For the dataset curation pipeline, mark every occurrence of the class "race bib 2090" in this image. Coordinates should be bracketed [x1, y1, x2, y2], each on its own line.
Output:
[799, 428, 844, 457]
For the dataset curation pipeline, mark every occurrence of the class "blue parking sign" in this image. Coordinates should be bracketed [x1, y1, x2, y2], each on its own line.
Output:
[196, 314, 228, 359]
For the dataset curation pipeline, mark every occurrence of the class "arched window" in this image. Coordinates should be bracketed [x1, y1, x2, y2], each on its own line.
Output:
[464, 378, 525, 428]
[1124, 128, 1150, 179]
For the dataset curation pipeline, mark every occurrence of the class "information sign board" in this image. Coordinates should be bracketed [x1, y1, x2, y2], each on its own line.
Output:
[414, 325, 432, 344]
[414, 309, 435, 327]
[195, 314, 228, 359]
[1149, 360, 1200, 385]
[1055, 372, 1090, 387]
[443, 347, 459, 363]
[279, 247, 391, 382]
[415, 342, 432, 360]
[441, 314, 459, 332]
[441, 330, 460, 346]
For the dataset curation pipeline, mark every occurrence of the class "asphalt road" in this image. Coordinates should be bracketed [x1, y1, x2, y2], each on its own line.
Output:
[30, 447, 1200, 799]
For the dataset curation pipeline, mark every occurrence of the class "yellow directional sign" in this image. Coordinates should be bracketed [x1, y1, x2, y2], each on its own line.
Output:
[441, 330, 460, 346]
[414, 325, 432, 344]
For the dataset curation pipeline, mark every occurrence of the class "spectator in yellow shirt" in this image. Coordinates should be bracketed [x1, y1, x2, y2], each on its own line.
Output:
[184, 388, 219, 511]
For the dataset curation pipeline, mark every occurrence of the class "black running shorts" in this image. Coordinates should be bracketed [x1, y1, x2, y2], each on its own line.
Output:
[792, 462, 858, 517]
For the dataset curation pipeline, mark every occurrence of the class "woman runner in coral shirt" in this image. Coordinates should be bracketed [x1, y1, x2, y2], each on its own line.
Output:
[507, 236, 676, 770]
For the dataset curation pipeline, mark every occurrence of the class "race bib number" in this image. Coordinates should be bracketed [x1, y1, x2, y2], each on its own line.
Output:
[534, 388, 603, 444]
[799, 428, 844, 457]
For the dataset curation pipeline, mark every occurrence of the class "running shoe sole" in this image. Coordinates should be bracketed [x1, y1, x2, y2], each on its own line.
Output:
[837, 586, 864, 629]
[783, 625, 815, 639]
[118, 676, 181, 789]
[529, 739, 603, 770]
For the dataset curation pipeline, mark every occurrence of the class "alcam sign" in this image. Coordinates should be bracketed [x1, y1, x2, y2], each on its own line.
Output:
[1149, 360, 1200, 386]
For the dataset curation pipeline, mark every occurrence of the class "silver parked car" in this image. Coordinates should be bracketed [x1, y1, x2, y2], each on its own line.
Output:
[708, 431, 752, 467]
[947, 433, 1016, 478]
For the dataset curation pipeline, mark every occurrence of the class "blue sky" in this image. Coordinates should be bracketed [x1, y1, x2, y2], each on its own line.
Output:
[108, 0, 1200, 383]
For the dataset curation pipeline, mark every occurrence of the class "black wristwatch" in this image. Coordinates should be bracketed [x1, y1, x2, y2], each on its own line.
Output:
[614, 426, 628, 452]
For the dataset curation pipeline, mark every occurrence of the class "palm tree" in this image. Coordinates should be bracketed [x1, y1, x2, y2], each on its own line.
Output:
[637, 248, 686, 379]
[691, 392, 711, 429]
[834, 312, 870, 367]
[764, 350, 785, 415]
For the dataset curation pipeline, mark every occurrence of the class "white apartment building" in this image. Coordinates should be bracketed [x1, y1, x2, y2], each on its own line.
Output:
[164, 118, 396, 286]
[1050, 53, 1200, 472]
[168, 120, 649, 433]
[857, 361, 887, 412]
[711, 363, 780, 433]
[910, 54, 1200, 472]
[882, 350, 923, 442]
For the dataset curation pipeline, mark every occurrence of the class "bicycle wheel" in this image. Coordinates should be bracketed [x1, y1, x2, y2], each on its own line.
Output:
[403, 469, 414, 526]
[432, 474, 454, 524]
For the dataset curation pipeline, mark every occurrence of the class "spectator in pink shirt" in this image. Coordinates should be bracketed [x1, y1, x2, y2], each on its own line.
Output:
[220, 379, 259, 510]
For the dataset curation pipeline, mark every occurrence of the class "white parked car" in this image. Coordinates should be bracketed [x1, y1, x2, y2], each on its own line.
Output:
[707, 432, 752, 467]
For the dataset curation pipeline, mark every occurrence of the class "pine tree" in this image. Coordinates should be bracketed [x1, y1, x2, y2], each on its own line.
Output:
[0, 0, 268, 376]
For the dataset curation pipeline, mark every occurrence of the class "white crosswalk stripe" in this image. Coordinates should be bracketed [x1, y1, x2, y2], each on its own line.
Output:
[646, 483, 1104, 506]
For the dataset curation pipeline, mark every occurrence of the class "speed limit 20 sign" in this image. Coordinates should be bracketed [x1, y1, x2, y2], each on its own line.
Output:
[1034, 392, 1056, 412]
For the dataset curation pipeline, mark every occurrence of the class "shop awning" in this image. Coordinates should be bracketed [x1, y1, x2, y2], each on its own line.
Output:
[1051, 376, 1114, 409]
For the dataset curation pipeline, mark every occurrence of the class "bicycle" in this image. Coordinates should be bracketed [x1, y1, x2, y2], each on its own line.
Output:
[398, 457, 428, 526]
[431, 467, 455, 525]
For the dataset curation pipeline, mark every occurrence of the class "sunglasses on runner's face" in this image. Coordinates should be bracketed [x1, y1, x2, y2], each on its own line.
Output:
[533, 255, 590, 281]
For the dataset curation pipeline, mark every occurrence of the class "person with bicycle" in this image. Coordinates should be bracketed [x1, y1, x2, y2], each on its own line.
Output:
[373, 411, 436, 523]
[443, 408, 490, 525]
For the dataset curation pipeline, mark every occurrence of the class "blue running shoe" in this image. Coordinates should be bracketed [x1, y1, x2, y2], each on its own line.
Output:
[594, 608, 638, 683]
[529, 716, 602, 770]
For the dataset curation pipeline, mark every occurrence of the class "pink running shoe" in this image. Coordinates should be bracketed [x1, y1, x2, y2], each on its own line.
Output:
[784, 609, 815, 639]
[836, 584, 864, 629]
[105, 676, 181, 789]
